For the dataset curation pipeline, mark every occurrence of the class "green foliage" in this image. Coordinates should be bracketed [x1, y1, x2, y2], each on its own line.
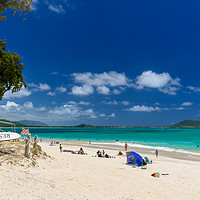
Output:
[171, 120, 200, 128]
[0, 0, 32, 20]
[0, 119, 26, 127]
[0, 40, 27, 100]
[75, 124, 94, 128]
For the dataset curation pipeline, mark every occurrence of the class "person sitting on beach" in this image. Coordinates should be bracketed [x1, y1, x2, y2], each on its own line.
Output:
[97, 150, 102, 157]
[118, 151, 123, 156]
[78, 148, 84, 154]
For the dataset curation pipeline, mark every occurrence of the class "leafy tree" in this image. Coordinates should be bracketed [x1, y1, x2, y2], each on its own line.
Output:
[0, 0, 31, 99]
[0, 0, 32, 20]
[0, 40, 26, 100]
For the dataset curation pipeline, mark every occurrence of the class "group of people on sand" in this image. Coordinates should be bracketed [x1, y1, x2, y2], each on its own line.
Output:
[59, 142, 159, 158]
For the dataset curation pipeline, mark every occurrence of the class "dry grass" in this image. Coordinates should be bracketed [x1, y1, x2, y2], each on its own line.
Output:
[0, 140, 50, 167]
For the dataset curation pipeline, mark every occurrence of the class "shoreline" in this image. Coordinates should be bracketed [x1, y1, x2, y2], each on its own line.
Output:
[41, 139, 200, 162]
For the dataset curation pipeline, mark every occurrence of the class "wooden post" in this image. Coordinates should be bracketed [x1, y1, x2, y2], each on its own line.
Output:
[33, 135, 38, 148]
[25, 138, 29, 157]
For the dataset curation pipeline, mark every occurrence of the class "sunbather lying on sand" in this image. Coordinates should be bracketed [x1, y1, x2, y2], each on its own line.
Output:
[78, 148, 87, 155]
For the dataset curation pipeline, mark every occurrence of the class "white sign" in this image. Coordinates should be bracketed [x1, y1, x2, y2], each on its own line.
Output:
[0, 132, 21, 141]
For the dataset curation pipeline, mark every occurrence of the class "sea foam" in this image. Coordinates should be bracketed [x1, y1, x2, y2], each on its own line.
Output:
[91, 141, 200, 156]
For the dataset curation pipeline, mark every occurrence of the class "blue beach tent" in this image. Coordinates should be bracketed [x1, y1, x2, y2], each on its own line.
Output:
[126, 151, 143, 166]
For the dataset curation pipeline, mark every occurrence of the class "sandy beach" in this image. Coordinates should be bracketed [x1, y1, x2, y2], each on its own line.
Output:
[0, 140, 200, 200]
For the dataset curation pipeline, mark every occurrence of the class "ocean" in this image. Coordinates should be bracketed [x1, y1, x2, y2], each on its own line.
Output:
[4, 127, 199, 156]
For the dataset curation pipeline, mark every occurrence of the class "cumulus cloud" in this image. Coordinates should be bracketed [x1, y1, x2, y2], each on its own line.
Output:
[78, 101, 90, 105]
[0, 101, 19, 109]
[0, 101, 97, 125]
[124, 104, 186, 112]
[112, 89, 121, 94]
[97, 86, 110, 95]
[71, 85, 94, 96]
[31, 0, 38, 10]
[125, 105, 161, 112]
[73, 71, 132, 87]
[99, 113, 106, 117]
[49, 103, 96, 119]
[71, 71, 132, 96]
[3, 87, 32, 99]
[134, 70, 181, 95]
[108, 113, 116, 117]
[121, 101, 130, 106]
[181, 102, 193, 106]
[30, 83, 51, 92]
[39, 83, 51, 91]
[187, 86, 200, 93]
[48, 4, 65, 13]
[47, 92, 56, 96]
[56, 86, 67, 93]
[23, 102, 33, 109]
[102, 100, 118, 105]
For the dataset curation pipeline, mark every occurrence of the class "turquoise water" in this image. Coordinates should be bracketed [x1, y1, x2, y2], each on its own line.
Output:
[3, 127, 200, 154]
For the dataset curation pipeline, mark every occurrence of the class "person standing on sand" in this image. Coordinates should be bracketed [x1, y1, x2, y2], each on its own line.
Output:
[60, 144, 62, 153]
[155, 149, 159, 157]
[125, 142, 127, 151]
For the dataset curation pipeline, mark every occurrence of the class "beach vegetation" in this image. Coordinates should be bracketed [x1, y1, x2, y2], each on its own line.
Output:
[0, 140, 49, 167]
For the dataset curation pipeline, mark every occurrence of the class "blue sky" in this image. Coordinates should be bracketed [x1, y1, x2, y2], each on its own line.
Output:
[1, 0, 200, 126]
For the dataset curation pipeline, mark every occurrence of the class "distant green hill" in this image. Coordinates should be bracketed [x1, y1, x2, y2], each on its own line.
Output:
[18, 120, 48, 127]
[75, 124, 94, 128]
[171, 120, 200, 128]
[0, 119, 25, 127]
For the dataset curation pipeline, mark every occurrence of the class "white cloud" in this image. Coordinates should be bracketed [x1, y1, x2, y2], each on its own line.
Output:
[125, 105, 161, 112]
[102, 100, 118, 105]
[121, 101, 130, 106]
[113, 89, 121, 94]
[48, 4, 65, 14]
[124, 104, 186, 112]
[1, 101, 19, 108]
[134, 70, 181, 95]
[99, 113, 106, 117]
[49, 104, 96, 119]
[174, 107, 185, 110]
[30, 83, 51, 92]
[73, 71, 132, 87]
[187, 86, 200, 93]
[31, 0, 38, 10]
[181, 102, 193, 106]
[52, 71, 58, 75]
[71, 85, 94, 96]
[3, 87, 32, 99]
[39, 83, 51, 91]
[71, 71, 132, 96]
[0, 101, 97, 125]
[79, 101, 90, 105]
[23, 102, 33, 109]
[56, 86, 67, 93]
[97, 86, 110, 95]
[47, 92, 56, 96]
[108, 113, 116, 117]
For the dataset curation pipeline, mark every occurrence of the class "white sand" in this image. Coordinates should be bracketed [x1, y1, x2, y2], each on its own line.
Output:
[0, 142, 200, 200]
